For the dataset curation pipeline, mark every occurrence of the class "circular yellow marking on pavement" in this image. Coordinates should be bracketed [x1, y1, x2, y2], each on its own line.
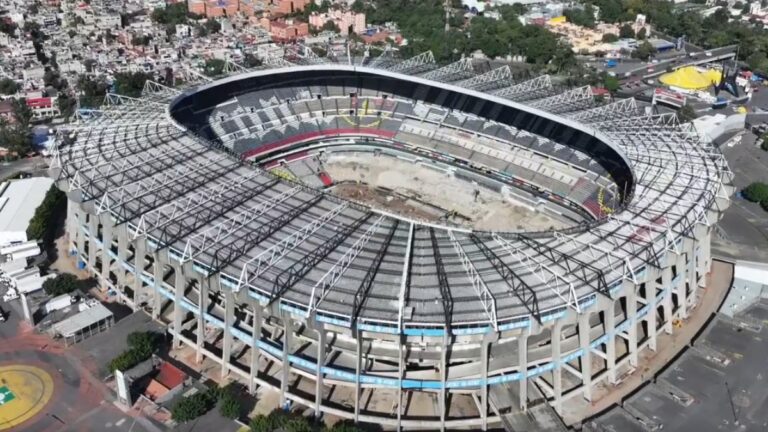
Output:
[0, 365, 54, 430]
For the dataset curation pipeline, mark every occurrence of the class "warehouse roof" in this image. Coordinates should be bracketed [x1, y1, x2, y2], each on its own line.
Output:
[0, 177, 54, 238]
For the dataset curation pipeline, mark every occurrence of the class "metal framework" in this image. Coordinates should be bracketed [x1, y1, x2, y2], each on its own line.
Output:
[420, 58, 475, 83]
[386, 51, 437, 76]
[447, 231, 498, 330]
[454, 66, 513, 92]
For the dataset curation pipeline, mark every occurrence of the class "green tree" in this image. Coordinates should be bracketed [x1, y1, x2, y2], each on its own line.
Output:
[204, 58, 226, 77]
[108, 331, 161, 372]
[761, 134, 768, 151]
[114, 72, 151, 98]
[636, 27, 647, 40]
[563, 7, 595, 28]
[632, 40, 656, 61]
[619, 23, 635, 39]
[204, 19, 221, 34]
[677, 104, 696, 122]
[172, 389, 218, 423]
[0, 78, 19, 95]
[78, 75, 110, 108]
[602, 33, 619, 43]
[321, 20, 340, 33]
[42, 273, 78, 296]
[243, 53, 262, 68]
[742, 182, 768, 202]
[604, 74, 620, 93]
[27, 185, 66, 245]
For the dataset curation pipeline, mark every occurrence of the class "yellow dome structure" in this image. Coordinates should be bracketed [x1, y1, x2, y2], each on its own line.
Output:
[659, 66, 722, 91]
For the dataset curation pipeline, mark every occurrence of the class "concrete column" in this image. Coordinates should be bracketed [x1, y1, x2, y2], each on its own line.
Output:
[354, 331, 362, 424]
[648, 275, 661, 352]
[314, 323, 326, 418]
[221, 280, 233, 379]
[677, 244, 690, 319]
[196, 275, 208, 364]
[173, 265, 185, 349]
[627, 285, 638, 367]
[152, 253, 163, 315]
[551, 322, 563, 414]
[440, 334, 448, 431]
[100, 214, 113, 288]
[397, 336, 404, 432]
[66, 201, 78, 251]
[280, 316, 293, 408]
[133, 239, 146, 308]
[151, 256, 163, 320]
[249, 304, 262, 394]
[480, 332, 498, 430]
[605, 303, 617, 384]
[481, 339, 490, 430]
[663, 283, 674, 335]
[578, 312, 592, 401]
[76, 211, 86, 264]
[87, 215, 98, 272]
[115, 225, 128, 291]
[518, 335, 528, 411]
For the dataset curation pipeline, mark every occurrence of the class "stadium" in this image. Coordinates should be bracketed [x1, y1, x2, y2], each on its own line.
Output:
[49, 53, 733, 430]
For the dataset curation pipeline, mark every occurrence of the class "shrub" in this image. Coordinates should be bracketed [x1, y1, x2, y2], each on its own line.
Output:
[172, 390, 217, 423]
[761, 200, 768, 212]
[217, 383, 241, 419]
[761, 136, 768, 151]
[42, 273, 78, 296]
[107, 331, 161, 372]
[742, 182, 768, 203]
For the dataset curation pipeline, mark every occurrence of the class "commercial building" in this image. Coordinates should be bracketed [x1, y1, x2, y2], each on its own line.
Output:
[0, 177, 54, 246]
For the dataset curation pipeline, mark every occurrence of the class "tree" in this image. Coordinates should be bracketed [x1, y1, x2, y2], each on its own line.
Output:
[114, 72, 151, 98]
[636, 27, 647, 40]
[321, 20, 340, 33]
[602, 33, 619, 43]
[351, 0, 366, 13]
[42, 273, 78, 296]
[619, 23, 635, 39]
[204, 19, 221, 34]
[677, 104, 696, 122]
[563, 7, 595, 28]
[204, 58, 226, 77]
[604, 74, 620, 93]
[78, 75, 110, 108]
[243, 53, 262, 68]
[0, 78, 19, 95]
[108, 331, 161, 372]
[131, 34, 152, 46]
[761, 134, 768, 151]
[27, 185, 66, 246]
[172, 388, 218, 422]
[632, 40, 656, 61]
[742, 182, 768, 203]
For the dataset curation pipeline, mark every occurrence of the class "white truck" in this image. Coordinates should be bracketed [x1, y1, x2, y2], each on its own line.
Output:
[45, 293, 76, 314]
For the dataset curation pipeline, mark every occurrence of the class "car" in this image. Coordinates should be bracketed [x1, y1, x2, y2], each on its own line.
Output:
[0, 306, 6, 322]
[705, 52, 712, 57]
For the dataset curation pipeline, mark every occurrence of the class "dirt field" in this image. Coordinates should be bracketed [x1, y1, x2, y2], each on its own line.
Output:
[323, 153, 571, 232]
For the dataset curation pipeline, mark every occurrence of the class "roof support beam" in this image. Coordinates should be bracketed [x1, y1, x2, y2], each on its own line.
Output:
[308, 216, 387, 317]
[447, 231, 498, 331]
[352, 221, 399, 325]
[236, 202, 350, 294]
[470, 234, 541, 322]
[269, 213, 372, 304]
[430, 228, 453, 328]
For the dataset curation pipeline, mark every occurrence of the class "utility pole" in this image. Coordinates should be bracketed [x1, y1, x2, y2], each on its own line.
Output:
[444, 0, 450, 33]
[724, 380, 739, 425]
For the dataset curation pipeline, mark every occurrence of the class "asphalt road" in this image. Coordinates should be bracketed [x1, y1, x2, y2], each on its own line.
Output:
[0, 156, 48, 181]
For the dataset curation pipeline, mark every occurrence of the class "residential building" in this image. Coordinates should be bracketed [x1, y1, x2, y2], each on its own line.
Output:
[308, 10, 366, 35]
